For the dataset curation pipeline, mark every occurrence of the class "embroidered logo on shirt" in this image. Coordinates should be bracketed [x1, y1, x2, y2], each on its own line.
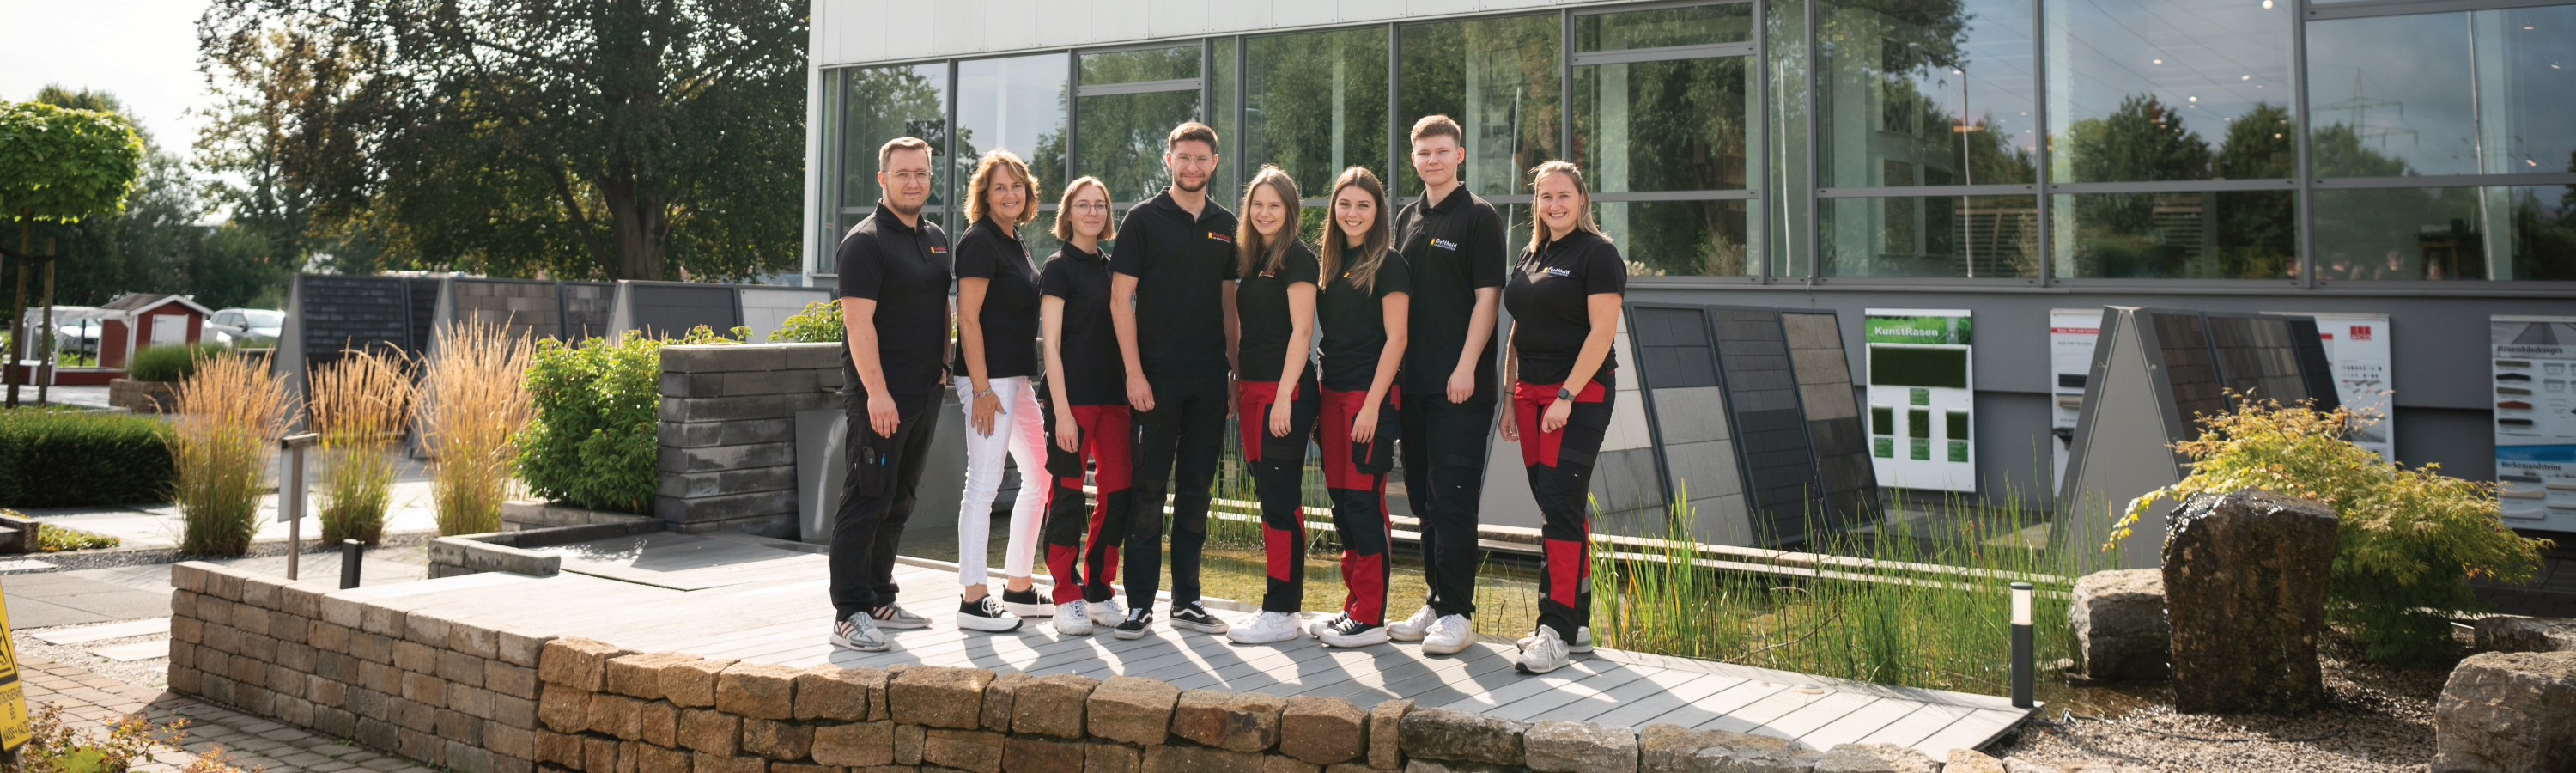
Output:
[1208, 232, 1233, 243]
[1545, 267, 1573, 277]
[930, 247, 947, 253]
[1431, 239, 1460, 251]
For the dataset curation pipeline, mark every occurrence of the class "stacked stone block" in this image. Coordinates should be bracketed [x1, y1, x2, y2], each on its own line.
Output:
[656, 344, 845, 537]
[452, 278, 567, 341]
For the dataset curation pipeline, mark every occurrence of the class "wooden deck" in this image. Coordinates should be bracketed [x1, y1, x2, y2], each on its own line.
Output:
[360, 532, 2032, 758]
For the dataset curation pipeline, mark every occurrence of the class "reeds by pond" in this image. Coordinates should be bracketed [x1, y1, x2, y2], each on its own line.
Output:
[169, 351, 295, 556]
[422, 320, 533, 536]
[310, 349, 416, 545]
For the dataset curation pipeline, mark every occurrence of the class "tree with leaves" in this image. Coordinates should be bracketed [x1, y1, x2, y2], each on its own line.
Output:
[21, 87, 196, 309]
[201, 0, 806, 282]
[0, 100, 146, 405]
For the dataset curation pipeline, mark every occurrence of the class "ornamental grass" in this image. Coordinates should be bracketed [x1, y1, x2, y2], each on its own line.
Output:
[170, 351, 295, 556]
[422, 320, 533, 536]
[310, 349, 416, 545]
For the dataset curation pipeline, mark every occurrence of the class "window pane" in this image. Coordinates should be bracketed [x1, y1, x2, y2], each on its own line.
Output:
[1211, 37, 1238, 198]
[2046, 0, 2294, 182]
[1246, 27, 1391, 194]
[1577, 3, 1753, 52]
[1767, 0, 1810, 277]
[1398, 14, 1563, 197]
[957, 54, 1069, 200]
[1575, 57, 1751, 192]
[1820, 194, 2039, 277]
[1082, 46, 1200, 84]
[2306, 5, 2576, 179]
[2313, 186, 2576, 281]
[1818, 0, 2037, 187]
[2049, 190, 2294, 278]
[1076, 91, 1202, 203]
[1599, 199, 1755, 277]
[836, 64, 951, 223]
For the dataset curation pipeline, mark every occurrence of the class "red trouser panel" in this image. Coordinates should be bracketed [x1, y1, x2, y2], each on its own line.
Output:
[1316, 387, 1395, 625]
[1514, 379, 1612, 641]
[1510, 379, 1607, 467]
[1241, 378, 1318, 612]
[1040, 403, 1132, 605]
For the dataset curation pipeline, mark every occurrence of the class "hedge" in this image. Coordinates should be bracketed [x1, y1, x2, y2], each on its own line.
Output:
[0, 410, 173, 507]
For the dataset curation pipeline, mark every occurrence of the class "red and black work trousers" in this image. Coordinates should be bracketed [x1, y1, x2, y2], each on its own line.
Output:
[1511, 376, 1613, 642]
[1316, 387, 1398, 626]
[1238, 377, 1318, 614]
[1038, 395, 1133, 605]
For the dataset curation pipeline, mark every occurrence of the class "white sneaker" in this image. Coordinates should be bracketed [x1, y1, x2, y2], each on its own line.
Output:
[830, 613, 891, 652]
[1088, 597, 1127, 628]
[1229, 611, 1305, 645]
[1318, 618, 1390, 648]
[1519, 626, 1593, 654]
[1420, 614, 1473, 655]
[1516, 627, 1571, 673]
[1054, 600, 1094, 636]
[1388, 605, 1437, 642]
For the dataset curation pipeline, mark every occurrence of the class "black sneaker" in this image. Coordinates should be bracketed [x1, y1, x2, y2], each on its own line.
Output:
[1113, 608, 1154, 640]
[1001, 586, 1050, 618]
[1319, 617, 1389, 648]
[957, 594, 1024, 633]
[1169, 601, 1230, 634]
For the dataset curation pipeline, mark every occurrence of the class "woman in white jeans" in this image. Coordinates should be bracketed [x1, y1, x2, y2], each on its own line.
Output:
[949, 149, 1051, 632]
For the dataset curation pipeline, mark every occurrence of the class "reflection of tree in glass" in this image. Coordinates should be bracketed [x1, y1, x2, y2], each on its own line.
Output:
[2061, 97, 2294, 279]
[1577, 56, 1753, 276]
[1398, 15, 1562, 195]
[1820, 0, 2038, 186]
[1077, 92, 1199, 203]
[1246, 30, 1390, 192]
[841, 67, 949, 210]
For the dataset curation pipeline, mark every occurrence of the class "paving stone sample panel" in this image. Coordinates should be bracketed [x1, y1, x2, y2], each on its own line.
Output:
[562, 282, 617, 339]
[1709, 307, 1826, 546]
[1783, 309, 1875, 533]
[295, 274, 415, 367]
[451, 277, 566, 341]
[1625, 304, 1747, 544]
[632, 283, 743, 339]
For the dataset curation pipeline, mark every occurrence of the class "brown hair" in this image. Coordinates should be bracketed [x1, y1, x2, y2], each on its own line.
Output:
[1168, 121, 1218, 151]
[878, 137, 933, 172]
[1051, 176, 1116, 243]
[1235, 166, 1303, 278]
[1527, 160, 1608, 247]
[1410, 114, 1464, 146]
[1318, 167, 1394, 295]
[964, 150, 1040, 227]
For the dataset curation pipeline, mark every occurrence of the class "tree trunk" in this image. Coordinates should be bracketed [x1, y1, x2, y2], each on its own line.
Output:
[600, 176, 666, 281]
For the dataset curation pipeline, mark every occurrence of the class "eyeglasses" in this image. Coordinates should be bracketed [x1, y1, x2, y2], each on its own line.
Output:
[1068, 203, 1111, 213]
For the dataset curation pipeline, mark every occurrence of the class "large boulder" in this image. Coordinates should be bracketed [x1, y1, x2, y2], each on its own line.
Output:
[2162, 489, 2338, 714]
[2433, 651, 2576, 772]
[2472, 617, 2576, 654]
[2069, 569, 2170, 681]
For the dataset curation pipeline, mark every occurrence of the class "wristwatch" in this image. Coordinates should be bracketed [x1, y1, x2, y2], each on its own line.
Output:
[1557, 387, 1576, 402]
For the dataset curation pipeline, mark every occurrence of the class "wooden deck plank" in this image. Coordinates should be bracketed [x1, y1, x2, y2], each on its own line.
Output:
[1619, 679, 1789, 730]
[1293, 645, 1519, 704]
[1796, 697, 1927, 751]
[1485, 665, 1657, 722]
[1531, 670, 1731, 725]
[1856, 703, 1979, 749]
[1735, 691, 1877, 742]
[1905, 708, 2026, 758]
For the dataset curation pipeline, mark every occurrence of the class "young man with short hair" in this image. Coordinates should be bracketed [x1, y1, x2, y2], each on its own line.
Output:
[1386, 115, 1509, 655]
[829, 137, 953, 652]
[1108, 122, 1240, 640]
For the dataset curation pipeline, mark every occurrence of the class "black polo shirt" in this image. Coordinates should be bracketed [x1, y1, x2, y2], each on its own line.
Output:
[950, 218, 1041, 380]
[837, 204, 954, 396]
[1504, 229, 1625, 386]
[1039, 244, 1122, 405]
[1394, 186, 1508, 399]
[1317, 250, 1412, 392]
[1236, 241, 1321, 384]
[1109, 190, 1240, 380]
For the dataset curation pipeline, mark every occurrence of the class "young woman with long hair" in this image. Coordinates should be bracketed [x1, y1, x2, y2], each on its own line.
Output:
[1225, 165, 1326, 646]
[949, 149, 1048, 633]
[1305, 166, 1410, 648]
[1498, 160, 1625, 673]
[1034, 176, 1132, 635]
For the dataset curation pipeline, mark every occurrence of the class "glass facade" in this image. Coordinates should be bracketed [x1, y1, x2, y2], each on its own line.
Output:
[813, 0, 2576, 287]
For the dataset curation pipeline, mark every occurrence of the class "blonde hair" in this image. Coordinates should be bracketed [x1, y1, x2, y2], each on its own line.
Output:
[878, 137, 933, 171]
[1051, 176, 1116, 243]
[1318, 167, 1394, 295]
[1527, 160, 1608, 247]
[964, 150, 1040, 227]
[1236, 166, 1303, 278]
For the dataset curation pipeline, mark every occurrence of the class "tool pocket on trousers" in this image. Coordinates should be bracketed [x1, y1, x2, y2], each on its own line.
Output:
[851, 441, 892, 498]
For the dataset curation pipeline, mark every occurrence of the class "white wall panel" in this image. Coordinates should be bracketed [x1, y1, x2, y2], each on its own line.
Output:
[984, 0, 1042, 52]
[1093, 0, 1154, 45]
[819, 0, 1625, 66]
[935, 0, 984, 55]
[1207, 2, 1269, 32]
[880, 2, 939, 59]
[1032, 0, 1093, 47]
[1145, 0, 1211, 39]
[1272, 1, 1338, 27]
[1405, 0, 1485, 14]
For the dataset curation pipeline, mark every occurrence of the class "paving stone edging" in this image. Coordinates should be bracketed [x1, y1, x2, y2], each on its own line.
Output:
[166, 561, 1933, 773]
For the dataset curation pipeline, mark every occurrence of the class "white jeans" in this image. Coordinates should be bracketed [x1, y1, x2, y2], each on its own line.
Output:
[955, 375, 1048, 587]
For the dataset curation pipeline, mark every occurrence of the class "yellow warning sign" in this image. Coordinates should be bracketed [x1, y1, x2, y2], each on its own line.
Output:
[0, 579, 28, 753]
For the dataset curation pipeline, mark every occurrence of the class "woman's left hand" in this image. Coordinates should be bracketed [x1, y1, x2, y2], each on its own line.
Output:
[1351, 404, 1381, 444]
[971, 390, 1002, 436]
[1541, 397, 1574, 434]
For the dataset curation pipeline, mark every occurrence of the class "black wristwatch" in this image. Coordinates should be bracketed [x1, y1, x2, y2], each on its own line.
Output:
[1558, 387, 1576, 402]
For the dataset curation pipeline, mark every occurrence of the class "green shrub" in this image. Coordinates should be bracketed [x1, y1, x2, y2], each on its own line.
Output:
[769, 299, 846, 343]
[2118, 394, 2551, 665]
[125, 343, 225, 381]
[0, 411, 172, 508]
[514, 332, 665, 514]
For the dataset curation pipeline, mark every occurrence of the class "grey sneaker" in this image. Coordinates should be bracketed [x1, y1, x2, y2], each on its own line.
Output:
[1516, 626, 1571, 674]
[870, 603, 931, 630]
[1519, 626, 1593, 654]
[831, 613, 891, 652]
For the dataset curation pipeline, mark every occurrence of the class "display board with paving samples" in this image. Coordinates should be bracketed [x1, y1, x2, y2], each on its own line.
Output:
[2493, 316, 2576, 531]
[1866, 309, 1975, 492]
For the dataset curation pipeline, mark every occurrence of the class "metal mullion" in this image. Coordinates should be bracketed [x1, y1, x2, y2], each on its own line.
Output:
[1388, 22, 1402, 190]
[2041, 179, 2298, 194]
[1803, 0, 1820, 283]
[1753, 0, 1770, 282]
[1571, 0, 1754, 16]
[1201, 38, 1213, 125]
[1820, 184, 2039, 198]
[945, 59, 959, 234]
[1563, 9, 1577, 167]
[2312, 172, 2576, 189]
[1570, 43, 1758, 66]
[2293, 0, 2316, 288]
[1595, 190, 1761, 201]
[1066, 52, 1080, 186]
[2032, 0, 2050, 286]
[1075, 78, 1204, 97]
[2305, 0, 2563, 20]
[1239, 34, 1249, 193]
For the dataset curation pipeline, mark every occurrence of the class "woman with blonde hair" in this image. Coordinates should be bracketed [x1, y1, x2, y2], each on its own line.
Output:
[1224, 165, 1326, 646]
[1033, 175, 1132, 635]
[1498, 160, 1625, 673]
[1304, 166, 1410, 648]
[949, 149, 1047, 632]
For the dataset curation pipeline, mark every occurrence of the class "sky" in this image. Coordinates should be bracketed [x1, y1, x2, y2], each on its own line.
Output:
[1, 0, 219, 156]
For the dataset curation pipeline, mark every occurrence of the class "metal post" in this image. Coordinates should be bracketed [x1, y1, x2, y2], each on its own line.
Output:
[282, 432, 318, 580]
[341, 539, 363, 589]
[2010, 581, 2035, 709]
[38, 239, 54, 406]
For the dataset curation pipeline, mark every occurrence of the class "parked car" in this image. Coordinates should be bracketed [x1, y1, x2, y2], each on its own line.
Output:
[204, 307, 285, 345]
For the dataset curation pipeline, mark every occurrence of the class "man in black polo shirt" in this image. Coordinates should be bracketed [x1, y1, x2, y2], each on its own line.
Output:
[1385, 115, 1509, 655]
[829, 137, 952, 652]
[1108, 121, 1239, 639]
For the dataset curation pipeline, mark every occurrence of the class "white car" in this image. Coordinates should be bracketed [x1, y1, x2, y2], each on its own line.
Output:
[205, 308, 285, 346]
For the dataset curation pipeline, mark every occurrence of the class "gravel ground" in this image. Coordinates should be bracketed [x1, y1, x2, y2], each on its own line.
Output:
[1993, 626, 2458, 772]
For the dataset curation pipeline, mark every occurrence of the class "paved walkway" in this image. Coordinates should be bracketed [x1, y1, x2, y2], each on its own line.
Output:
[20, 653, 437, 773]
[3, 545, 429, 630]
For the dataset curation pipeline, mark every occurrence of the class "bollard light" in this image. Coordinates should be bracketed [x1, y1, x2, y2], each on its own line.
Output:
[341, 539, 364, 589]
[2010, 581, 2034, 709]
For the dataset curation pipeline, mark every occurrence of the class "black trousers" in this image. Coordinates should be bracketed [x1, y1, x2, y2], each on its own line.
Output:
[831, 388, 943, 620]
[1240, 377, 1319, 614]
[1400, 395, 1494, 618]
[1123, 374, 1230, 611]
